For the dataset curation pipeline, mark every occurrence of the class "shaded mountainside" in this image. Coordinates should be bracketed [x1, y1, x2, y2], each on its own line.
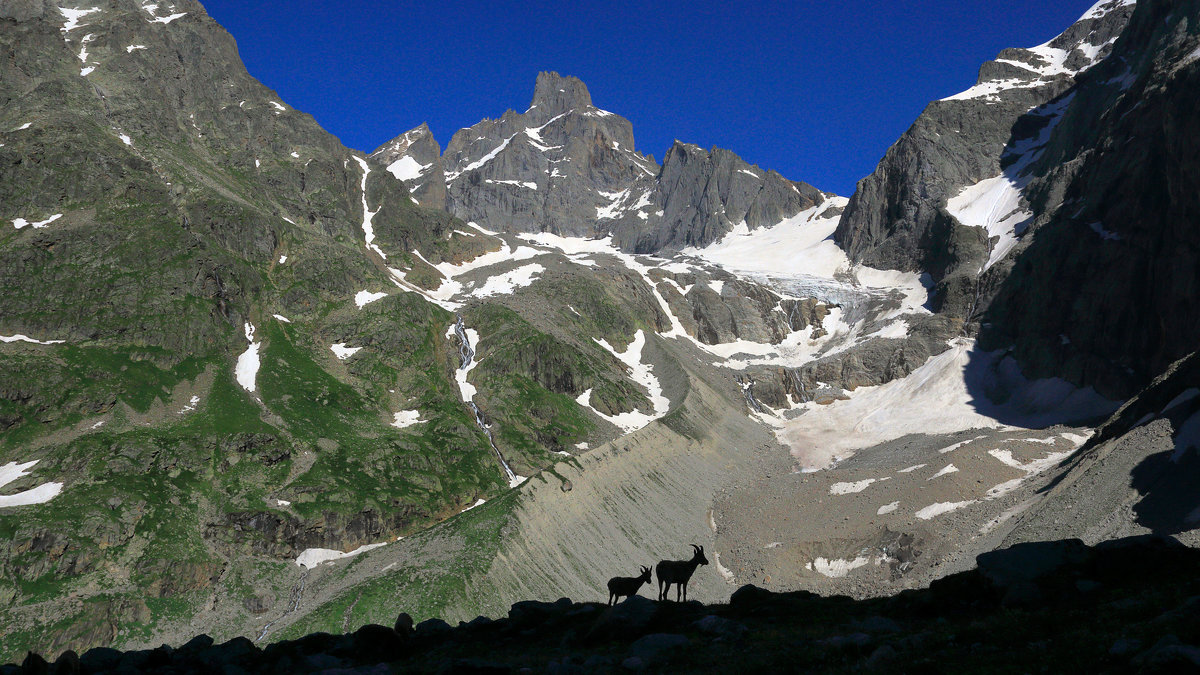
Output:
[372, 72, 826, 253]
[833, 0, 1200, 400]
[834, 0, 1135, 274]
[6, 536, 1200, 673]
[976, 0, 1200, 398]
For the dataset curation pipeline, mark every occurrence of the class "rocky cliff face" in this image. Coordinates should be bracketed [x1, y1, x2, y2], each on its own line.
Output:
[372, 72, 825, 253]
[834, 0, 1135, 285]
[977, 0, 1200, 398]
[830, 0, 1200, 399]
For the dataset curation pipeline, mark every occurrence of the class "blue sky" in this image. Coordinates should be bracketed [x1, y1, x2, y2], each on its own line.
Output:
[202, 0, 1099, 196]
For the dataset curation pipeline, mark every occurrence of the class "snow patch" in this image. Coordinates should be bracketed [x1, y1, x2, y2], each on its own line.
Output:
[485, 179, 538, 190]
[272, 314, 291, 323]
[682, 199, 929, 313]
[126, 44, 146, 53]
[179, 395, 200, 413]
[929, 464, 960, 479]
[235, 323, 260, 393]
[355, 290, 388, 308]
[807, 556, 869, 578]
[450, 324, 480, 403]
[938, 435, 987, 454]
[915, 500, 977, 520]
[0, 460, 64, 508]
[295, 542, 387, 569]
[446, 134, 515, 181]
[829, 479, 877, 495]
[330, 343, 361, 360]
[975, 434, 1084, 498]
[391, 410, 425, 428]
[13, 214, 63, 230]
[59, 7, 101, 32]
[352, 156, 386, 259]
[946, 174, 1033, 270]
[575, 330, 671, 434]
[777, 338, 1115, 471]
[1, 334, 65, 345]
[713, 552, 736, 584]
[877, 501, 900, 515]
[386, 155, 430, 182]
[468, 263, 544, 298]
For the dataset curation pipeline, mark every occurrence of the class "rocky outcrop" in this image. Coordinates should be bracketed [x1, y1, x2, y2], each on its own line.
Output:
[831, 0, 1200, 399]
[371, 71, 825, 253]
[651, 269, 831, 346]
[0, 0, 44, 21]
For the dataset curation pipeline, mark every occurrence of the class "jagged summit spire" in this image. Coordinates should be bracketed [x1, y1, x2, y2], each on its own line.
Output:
[530, 71, 592, 114]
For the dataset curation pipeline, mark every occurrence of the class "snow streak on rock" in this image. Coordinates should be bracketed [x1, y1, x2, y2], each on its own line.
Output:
[575, 330, 670, 434]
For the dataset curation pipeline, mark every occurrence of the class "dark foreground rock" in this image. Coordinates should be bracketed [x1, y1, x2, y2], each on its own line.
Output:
[4, 536, 1200, 673]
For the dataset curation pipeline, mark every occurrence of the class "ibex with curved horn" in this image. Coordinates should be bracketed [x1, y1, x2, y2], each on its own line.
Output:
[606, 565, 652, 605]
[656, 544, 709, 601]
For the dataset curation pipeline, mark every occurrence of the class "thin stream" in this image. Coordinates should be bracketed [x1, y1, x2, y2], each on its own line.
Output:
[454, 315, 519, 486]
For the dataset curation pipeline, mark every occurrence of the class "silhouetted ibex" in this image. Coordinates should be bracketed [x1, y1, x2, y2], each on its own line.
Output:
[606, 565, 652, 605]
[656, 544, 709, 601]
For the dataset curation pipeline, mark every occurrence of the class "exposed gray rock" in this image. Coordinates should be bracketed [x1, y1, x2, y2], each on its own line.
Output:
[835, 0, 1135, 278]
[372, 71, 825, 253]
[977, 0, 1200, 397]
[371, 122, 446, 210]
[0, 0, 43, 21]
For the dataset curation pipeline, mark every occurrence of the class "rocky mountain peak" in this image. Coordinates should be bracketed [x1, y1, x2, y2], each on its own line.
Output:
[529, 70, 593, 116]
[371, 122, 445, 208]
[370, 73, 827, 252]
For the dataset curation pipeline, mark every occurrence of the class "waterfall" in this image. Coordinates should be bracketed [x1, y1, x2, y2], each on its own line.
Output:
[736, 375, 765, 413]
[454, 315, 522, 488]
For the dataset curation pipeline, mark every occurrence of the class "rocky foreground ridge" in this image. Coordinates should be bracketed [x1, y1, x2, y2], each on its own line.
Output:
[5, 536, 1200, 673]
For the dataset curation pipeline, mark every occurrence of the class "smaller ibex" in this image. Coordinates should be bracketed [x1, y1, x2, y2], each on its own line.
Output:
[656, 544, 709, 601]
[606, 565, 652, 605]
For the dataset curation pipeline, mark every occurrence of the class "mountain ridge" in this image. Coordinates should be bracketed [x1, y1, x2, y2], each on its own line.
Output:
[372, 70, 826, 253]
